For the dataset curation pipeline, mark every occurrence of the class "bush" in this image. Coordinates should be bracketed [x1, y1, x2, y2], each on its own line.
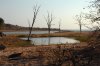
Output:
[75, 36, 89, 42]
[17, 35, 27, 37]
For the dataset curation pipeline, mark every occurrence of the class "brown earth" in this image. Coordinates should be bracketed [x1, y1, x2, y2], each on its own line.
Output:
[0, 31, 100, 66]
[0, 43, 88, 66]
[0, 43, 99, 66]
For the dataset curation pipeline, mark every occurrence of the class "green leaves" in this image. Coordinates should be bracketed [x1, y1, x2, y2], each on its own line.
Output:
[0, 18, 4, 29]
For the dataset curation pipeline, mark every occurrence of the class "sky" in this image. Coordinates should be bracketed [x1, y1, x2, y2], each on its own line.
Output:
[0, 0, 91, 30]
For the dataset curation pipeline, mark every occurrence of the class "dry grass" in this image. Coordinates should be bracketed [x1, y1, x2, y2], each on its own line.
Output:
[10, 31, 90, 38]
[0, 36, 32, 47]
[31, 32, 90, 37]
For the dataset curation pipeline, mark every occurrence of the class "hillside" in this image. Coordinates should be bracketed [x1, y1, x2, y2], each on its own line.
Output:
[2, 23, 60, 31]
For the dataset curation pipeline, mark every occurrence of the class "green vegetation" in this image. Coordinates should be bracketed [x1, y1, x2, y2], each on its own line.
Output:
[15, 40, 32, 47]
[0, 17, 4, 29]
[73, 36, 89, 42]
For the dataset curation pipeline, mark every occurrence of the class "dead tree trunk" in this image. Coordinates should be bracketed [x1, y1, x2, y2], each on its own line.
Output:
[27, 5, 40, 41]
[45, 12, 54, 44]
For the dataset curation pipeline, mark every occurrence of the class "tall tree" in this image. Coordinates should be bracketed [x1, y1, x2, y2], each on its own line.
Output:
[27, 5, 40, 41]
[58, 19, 61, 33]
[75, 13, 83, 35]
[0, 18, 4, 30]
[58, 19, 61, 44]
[45, 12, 54, 44]
[83, 0, 100, 30]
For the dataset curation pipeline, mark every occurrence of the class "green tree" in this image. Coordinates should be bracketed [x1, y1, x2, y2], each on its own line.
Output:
[0, 18, 4, 30]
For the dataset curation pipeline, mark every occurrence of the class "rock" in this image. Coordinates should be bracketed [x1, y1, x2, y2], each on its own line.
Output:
[0, 32, 6, 37]
[0, 44, 6, 50]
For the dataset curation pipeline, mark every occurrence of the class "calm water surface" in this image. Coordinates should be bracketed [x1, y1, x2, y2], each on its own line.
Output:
[21, 37, 80, 45]
[3, 31, 57, 35]
[3, 31, 80, 45]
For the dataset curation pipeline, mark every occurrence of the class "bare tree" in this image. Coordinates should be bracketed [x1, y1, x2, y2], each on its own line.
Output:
[75, 13, 83, 35]
[58, 19, 61, 44]
[27, 5, 40, 41]
[45, 12, 54, 44]
[83, 0, 100, 30]
[58, 19, 61, 33]
[27, 19, 31, 31]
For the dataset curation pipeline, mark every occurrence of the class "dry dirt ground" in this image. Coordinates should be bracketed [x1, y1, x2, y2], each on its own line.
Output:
[0, 43, 99, 66]
[0, 41, 88, 66]
[0, 32, 100, 66]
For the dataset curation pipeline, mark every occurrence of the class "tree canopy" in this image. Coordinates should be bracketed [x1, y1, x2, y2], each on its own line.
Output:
[0, 18, 4, 29]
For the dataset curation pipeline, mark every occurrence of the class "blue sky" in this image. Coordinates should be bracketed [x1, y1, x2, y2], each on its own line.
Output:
[0, 0, 90, 30]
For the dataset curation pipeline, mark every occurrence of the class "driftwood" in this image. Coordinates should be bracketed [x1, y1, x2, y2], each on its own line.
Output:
[8, 53, 22, 60]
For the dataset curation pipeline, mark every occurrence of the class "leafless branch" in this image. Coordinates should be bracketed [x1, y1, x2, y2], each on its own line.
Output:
[27, 4, 40, 41]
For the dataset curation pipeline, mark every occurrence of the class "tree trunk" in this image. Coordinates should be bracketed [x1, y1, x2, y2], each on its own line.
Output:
[48, 27, 50, 44]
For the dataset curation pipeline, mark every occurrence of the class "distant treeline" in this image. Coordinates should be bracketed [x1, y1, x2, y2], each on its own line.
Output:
[2, 23, 60, 31]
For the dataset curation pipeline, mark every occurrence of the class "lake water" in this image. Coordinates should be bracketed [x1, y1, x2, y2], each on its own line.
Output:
[3, 31, 57, 35]
[21, 37, 80, 45]
[3, 31, 80, 45]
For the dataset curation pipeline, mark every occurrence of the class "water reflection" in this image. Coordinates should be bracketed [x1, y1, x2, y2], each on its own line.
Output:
[21, 37, 80, 45]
